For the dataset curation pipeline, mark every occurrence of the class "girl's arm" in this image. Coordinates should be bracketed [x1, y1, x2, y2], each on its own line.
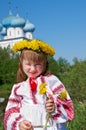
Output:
[46, 75, 74, 123]
[51, 85, 74, 123]
[4, 84, 23, 130]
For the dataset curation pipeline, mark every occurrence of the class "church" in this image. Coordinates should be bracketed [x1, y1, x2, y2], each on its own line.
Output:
[0, 10, 35, 48]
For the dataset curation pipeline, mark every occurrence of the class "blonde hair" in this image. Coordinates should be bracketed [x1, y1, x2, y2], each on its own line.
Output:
[17, 49, 48, 82]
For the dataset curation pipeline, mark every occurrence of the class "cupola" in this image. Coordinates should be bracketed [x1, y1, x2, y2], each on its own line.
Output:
[2, 11, 16, 28]
[11, 14, 25, 27]
[23, 20, 35, 32]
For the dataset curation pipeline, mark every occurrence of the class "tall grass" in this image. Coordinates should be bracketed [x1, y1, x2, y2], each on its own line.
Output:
[67, 100, 86, 130]
[0, 84, 11, 98]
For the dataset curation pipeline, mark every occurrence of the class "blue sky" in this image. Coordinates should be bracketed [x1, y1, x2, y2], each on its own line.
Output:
[0, 0, 86, 64]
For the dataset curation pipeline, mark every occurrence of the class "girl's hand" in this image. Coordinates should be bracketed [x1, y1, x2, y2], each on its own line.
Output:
[46, 97, 55, 113]
[19, 120, 33, 130]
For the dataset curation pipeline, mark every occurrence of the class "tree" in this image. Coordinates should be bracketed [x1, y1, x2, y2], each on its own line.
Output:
[60, 59, 86, 101]
[0, 47, 19, 84]
[56, 57, 70, 78]
[47, 56, 58, 76]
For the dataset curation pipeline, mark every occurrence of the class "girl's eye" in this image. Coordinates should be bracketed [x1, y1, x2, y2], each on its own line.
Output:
[26, 63, 31, 66]
[35, 64, 42, 68]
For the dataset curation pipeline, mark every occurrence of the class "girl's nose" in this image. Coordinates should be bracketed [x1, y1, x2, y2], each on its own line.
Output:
[30, 65, 35, 72]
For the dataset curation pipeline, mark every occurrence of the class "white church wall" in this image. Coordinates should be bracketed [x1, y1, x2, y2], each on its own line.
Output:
[0, 38, 24, 48]
[26, 32, 32, 39]
[7, 27, 15, 39]
[15, 27, 24, 38]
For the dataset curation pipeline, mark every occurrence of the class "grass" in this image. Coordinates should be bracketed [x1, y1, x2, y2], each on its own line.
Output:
[67, 100, 86, 130]
[0, 99, 8, 130]
[0, 84, 11, 98]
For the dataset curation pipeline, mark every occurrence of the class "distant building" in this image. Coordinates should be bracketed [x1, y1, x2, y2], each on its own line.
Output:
[0, 10, 35, 48]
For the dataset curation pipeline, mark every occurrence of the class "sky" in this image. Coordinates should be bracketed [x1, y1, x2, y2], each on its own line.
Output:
[0, 0, 86, 64]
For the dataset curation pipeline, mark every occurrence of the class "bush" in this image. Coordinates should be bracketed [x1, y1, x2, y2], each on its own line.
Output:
[67, 100, 86, 130]
[0, 84, 12, 98]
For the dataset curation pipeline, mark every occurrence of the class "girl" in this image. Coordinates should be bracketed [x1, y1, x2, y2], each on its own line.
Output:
[4, 39, 74, 130]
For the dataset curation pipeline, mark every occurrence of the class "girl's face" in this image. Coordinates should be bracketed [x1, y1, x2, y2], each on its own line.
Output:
[22, 59, 44, 78]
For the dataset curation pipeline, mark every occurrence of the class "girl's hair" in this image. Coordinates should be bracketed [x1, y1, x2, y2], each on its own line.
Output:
[17, 49, 49, 83]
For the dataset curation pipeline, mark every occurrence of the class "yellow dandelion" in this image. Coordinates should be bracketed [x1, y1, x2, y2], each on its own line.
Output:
[39, 83, 47, 95]
[60, 90, 67, 100]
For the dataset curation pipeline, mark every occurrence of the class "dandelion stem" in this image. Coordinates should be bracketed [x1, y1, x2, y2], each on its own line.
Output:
[42, 113, 50, 130]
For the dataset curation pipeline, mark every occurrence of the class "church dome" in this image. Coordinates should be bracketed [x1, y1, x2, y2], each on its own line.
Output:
[23, 20, 35, 32]
[11, 14, 25, 27]
[2, 11, 16, 28]
[0, 24, 3, 31]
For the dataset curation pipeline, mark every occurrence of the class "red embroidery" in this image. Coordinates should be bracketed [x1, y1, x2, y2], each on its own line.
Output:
[55, 99, 74, 121]
[11, 115, 22, 130]
[4, 107, 20, 130]
[62, 100, 74, 121]
[14, 85, 23, 101]
[52, 84, 64, 94]
[9, 98, 19, 104]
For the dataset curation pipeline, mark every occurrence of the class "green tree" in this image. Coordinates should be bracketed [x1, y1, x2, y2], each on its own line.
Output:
[48, 56, 58, 76]
[60, 59, 86, 101]
[0, 47, 19, 84]
[56, 57, 70, 78]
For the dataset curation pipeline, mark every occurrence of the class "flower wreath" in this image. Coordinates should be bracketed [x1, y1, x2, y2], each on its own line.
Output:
[12, 39, 55, 56]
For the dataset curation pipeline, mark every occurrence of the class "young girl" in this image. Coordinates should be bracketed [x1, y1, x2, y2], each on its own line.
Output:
[4, 39, 74, 130]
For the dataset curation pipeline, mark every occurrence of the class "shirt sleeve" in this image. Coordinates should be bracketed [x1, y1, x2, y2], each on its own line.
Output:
[4, 84, 23, 130]
[46, 75, 74, 123]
